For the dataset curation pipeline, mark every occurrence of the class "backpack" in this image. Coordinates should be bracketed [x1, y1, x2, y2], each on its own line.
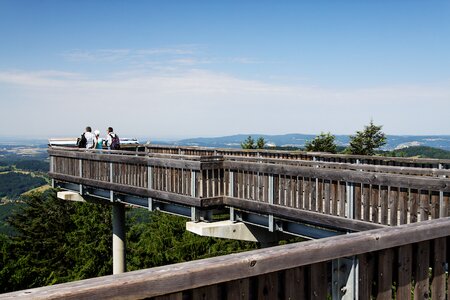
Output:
[109, 134, 120, 150]
[77, 133, 87, 148]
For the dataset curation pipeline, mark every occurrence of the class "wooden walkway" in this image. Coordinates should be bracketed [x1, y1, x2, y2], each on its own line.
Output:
[49, 146, 450, 230]
[3, 145, 449, 299]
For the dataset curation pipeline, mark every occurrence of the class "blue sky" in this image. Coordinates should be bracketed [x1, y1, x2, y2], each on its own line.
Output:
[0, 1, 449, 139]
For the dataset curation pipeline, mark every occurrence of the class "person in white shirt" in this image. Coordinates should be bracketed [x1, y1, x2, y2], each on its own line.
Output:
[84, 126, 96, 149]
[105, 126, 120, 150]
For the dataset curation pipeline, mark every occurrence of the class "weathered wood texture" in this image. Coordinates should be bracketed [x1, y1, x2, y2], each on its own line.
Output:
[5, 217, 450, 300]
[144, 145, 450, 169]
[49, 147, 450, 226]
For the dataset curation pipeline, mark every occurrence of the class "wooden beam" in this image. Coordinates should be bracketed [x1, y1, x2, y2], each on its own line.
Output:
[50, 172, 204, 207]
[48, 149, 202, 170]
[5, 218, 450, 300]
[220, 196, 386, 232]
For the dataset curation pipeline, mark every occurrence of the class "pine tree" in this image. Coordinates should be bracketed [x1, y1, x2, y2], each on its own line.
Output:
[241, 136, 255, 149]
[256, 137, 266, 149]
[346, 120, 387, 156]
[304, 132, 337, 153]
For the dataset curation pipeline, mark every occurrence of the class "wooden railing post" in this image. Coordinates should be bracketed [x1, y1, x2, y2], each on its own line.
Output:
[191, 170, 199, 221]
[79, 158, 83, 194]
[50, 155, 55, 188]
[229, 171, 235, 222]
[148, 165, 153, 211]
[268, 174, 274, 232]
[109, 162, 114, 202]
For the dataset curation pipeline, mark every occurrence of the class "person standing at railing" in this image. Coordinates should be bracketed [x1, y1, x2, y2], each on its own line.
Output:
[77, 126, 96, 149]
[94, 130, 103, 150]
[105, 127, 120, 150]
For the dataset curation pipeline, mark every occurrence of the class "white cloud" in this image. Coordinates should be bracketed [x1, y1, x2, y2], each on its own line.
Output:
[0, 68, 449, 138]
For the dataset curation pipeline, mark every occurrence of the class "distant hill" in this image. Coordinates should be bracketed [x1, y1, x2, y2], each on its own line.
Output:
[388, 146, 450, 159]
[154, 134, 450, 151]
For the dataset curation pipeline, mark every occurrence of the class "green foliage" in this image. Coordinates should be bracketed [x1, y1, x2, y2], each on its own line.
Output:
[126, 210, 257, 271]
[346, 120, 386, 156]
[0, 190, 257, 293]
[241, 136, 255, 149]
[304, 132, 337, 153]
[14, 160, 49, 172]
[241, 136, 266, 149]
[388, 146, 450, 159]
[0, 172, 47, 199]
[256, 137, 266, 149]
[0, 202, 25, 235]
[0, 190, 112, 293]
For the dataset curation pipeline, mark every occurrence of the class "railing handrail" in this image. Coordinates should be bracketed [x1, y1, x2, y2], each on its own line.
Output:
[4, 217, 450, 300]
[144, 144, 450, 165]
[48, 147, 450, 192]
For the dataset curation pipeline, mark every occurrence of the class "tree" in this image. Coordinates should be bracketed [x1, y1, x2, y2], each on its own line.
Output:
[0, 189, 112, 293]
[241, 136, 255, 149]
[241, 136, 266, 149]
[256, 137, 266, 149]
[346, 120, 387, 156]
[304, 132, 337, 153]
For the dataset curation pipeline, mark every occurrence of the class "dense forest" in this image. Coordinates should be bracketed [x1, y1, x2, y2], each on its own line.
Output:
[387, 146, 450, 159]
[0, 189, 257, 293]
[0, 173, 47, 199]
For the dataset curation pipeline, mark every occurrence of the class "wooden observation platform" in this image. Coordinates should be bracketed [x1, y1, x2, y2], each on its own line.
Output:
[3, 145, 450, 299]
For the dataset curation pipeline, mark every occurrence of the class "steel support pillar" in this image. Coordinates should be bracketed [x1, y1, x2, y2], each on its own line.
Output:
[112, 202, 126, 274]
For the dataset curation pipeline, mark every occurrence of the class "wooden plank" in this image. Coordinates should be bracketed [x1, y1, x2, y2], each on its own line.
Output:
[310, 262, 327, 299]
[419, 190, 430, 222]
[310, 178, 317, 212]
[396, 244, 412, 300]
[257, 272, 278, 299]
[442, 192, 449, 218]
[273, 175, 280, 206]
[362, 184, 370, 222]
[331, 181, 338, 215]
[339, 181, 346, 217]
[317, 179, 323, 213]
[304, 178, 310, 210]
[154, 292, 183, 300]
[414, 241, 430, 300]
[324, 180, 330, 214]
[284, 266, 305, 300]
[377, 248, 394, 300]
[398, 188, 408, 225]
[389, 187, 399, 226]
[380, 186, 389, 225]
[410, 189, 419, 223]
[6, 217, 450, 300]
[355, 183, 362, 220]
[192, 284, 220, 300]
[358, 252, 375, 300]
[431, 237, 446, 300]
[226, 278, 250, 300]
[430, 191, 439, 219]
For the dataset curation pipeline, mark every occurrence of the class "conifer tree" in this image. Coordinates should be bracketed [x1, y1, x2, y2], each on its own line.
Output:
[304, 132, 337, 153]
[346, 120, 386, 156]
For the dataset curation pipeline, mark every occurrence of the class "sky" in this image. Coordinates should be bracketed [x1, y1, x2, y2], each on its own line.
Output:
[0, 1, 449, 140]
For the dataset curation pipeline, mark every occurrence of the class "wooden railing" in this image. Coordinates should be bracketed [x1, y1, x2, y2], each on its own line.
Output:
[4, 217, 450, 299]
[49, 147, 450, 227]
[145, 144, 450, 169]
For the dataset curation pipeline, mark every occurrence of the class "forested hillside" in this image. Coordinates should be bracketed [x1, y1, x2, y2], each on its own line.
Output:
[388, 146, 450, 159]
[0, 189, 257, 293]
